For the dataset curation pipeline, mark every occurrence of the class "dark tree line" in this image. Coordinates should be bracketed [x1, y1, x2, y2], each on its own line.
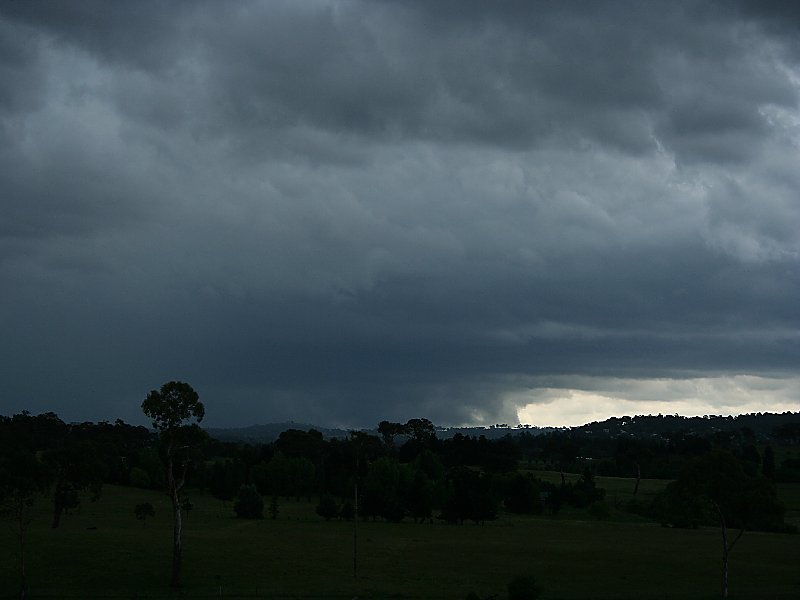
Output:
[191, 415, 796, 532]
[2, 406, 797, 599]
[0, 412, 153, 597]
[4, 411, 797, 530]
[0, 412, 154, 525]
[515, 417, 800, 484]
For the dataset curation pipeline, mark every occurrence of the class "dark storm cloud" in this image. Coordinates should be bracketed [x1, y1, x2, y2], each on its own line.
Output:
[0, 18, 45, 114]
[0, 1, 197, 72]
[1, 1, 798, 427]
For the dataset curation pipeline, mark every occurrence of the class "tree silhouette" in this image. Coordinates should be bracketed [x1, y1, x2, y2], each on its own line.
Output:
[316, 494, 339, 521]
[657, 451, 786, 599]
[268, 495, 279, 520]
[440, 466, 497, 525]
[134, 502, 155, 528]
[377, 421, 405, 450]
[508, 575, 542, 600]
[0, 450, 49, 600]
[45, 438, 105, 529]
[129, 466, 151, 489]
[234, 484, 264, 519]
[141, 381, 205, 588]
[762, 445, 776, 480]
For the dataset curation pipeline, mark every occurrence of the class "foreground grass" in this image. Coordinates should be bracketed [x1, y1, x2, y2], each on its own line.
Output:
[1, 484, 798, 599]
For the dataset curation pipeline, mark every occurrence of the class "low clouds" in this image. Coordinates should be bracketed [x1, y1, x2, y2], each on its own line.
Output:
[515, 375, 800, 427]
[1, 2, 798, 427]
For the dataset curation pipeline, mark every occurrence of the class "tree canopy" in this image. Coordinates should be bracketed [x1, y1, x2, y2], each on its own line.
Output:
[142, 381, 205, 433]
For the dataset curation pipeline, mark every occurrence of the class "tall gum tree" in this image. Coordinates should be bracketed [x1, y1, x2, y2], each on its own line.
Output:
[660, 450, 786, 599]
[141, 381, 205, 588]
[0, 450, 49, 600]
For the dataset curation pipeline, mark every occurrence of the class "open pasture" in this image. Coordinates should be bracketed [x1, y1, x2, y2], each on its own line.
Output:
[524, 469, 670, 504]
[776, 482, 800, 528]
[1, 483, 798, 599]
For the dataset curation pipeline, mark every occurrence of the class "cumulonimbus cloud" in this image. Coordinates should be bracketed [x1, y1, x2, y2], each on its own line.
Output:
[0, 1, 798, 426]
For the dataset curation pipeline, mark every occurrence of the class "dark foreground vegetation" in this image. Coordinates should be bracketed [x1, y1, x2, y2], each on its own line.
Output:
[1, 382, 799, 599]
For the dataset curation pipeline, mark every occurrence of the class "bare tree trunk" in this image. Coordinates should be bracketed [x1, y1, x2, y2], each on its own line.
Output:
[15, 496, 27, 600]
[19, 516, 26, 600]
[165, 445, 185, 589]
[51, 495, 63, 529]
[353, 479, 358, 579]
[352, 436, 359, 580]
[171, 488, 182, 588]
[721, 519, 729, 600]
[716, 504, 744, 600]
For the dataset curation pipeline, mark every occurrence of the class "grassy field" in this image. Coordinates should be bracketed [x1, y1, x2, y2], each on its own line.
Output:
[526, 469, 800, 526]
[776, 482, 800, 528]
[1, 481, 798, 599]
[525, 469, 669, 501]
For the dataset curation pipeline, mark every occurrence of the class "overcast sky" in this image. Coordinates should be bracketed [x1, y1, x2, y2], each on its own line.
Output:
[1, 1, 799, 428]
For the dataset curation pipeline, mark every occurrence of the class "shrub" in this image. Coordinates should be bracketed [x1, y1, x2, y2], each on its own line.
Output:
[508, 575, 542, 600]
[134, 502, 155, 527]
[340, 500, 355, 521]
[316, 494, 339, 521]
[268, 495, 279, 520]
[624, 498, 647, 516]
[129, 467, 151, 489]
[181, 497, 193, 519]
[234, 484, 264, 519]
[588, 499, 611, 520]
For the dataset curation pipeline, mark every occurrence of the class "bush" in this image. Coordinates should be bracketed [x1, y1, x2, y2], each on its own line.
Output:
[268, 495, 279, 520]
[234, 484, 264, 519]
[129, 467, 151, 489]
[134, 502, 155, 527]
[588, 499, 611, 520]
[624, 498, 647, 516]
[776, 458, 800, 483]
[508, 575, 542, 600]
[501, 473, 542, 514]
[340, 500, 355, 521]
[316, 494, 339, 521]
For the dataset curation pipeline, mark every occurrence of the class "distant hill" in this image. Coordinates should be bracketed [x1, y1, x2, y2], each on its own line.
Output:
[204, 422, 350, 443]
[204, 412, 799, 444]
[436, 425, 556, 439]
[571, 411, 800, 440]
[204, 422, 555, 444]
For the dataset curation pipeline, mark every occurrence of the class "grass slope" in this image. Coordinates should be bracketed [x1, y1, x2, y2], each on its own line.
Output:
[1, 480, 798, 599]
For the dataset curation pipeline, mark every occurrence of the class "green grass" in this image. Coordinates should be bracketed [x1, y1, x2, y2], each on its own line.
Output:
[1, 483, 798, 599]
[525, 469, 668, 496]
[521, 469, 670, 522]
[777, 482, 800, 528]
